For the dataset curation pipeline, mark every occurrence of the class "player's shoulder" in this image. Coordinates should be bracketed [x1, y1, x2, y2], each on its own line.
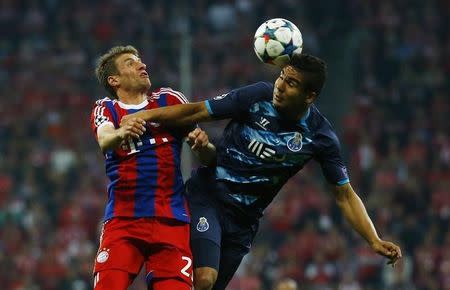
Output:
[244, 81, 273, 95]
[232, 81, 273, 103]
[93, 97, 118, 108]
[309, 104, 340, 142]
[151, 87, 188, 104]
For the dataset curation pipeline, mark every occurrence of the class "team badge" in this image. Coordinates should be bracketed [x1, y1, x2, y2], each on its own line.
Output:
[287, 132, 303, 152]
[96, 248, 110, 263]
[196, 217, 209, 232]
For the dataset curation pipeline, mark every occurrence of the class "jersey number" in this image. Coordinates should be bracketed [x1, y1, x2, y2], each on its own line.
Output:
[181, 256, 192, 278]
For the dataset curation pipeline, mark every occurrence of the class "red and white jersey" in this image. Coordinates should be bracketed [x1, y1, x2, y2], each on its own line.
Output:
[90, 88, 190, 223]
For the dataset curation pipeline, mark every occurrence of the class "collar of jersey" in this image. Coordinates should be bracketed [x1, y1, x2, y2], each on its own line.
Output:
[298, 107, 310, 127]
[117, 99, 149, 109]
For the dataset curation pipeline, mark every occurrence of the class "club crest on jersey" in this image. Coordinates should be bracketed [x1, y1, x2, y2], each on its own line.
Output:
[287, 132, 303, 152]
[196, 217, 209, 232]
[96, 248, 110, 263]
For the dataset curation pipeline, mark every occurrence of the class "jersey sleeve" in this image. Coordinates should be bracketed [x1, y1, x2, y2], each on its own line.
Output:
[315, 131, 350, 186]
[205, 82, 272, 119]
[90, 100, 115, 139]
[158, 87, 189, 105]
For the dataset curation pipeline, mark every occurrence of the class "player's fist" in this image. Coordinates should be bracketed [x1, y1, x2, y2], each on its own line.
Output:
[370, 239, 402, 267]
[118, 117, 146, 140]
[120, 111, 146, 128]
[186, 127, 210, 150]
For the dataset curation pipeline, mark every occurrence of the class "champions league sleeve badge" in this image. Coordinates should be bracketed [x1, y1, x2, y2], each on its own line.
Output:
[196, 217, 209, 232]
[287, 132, 303, 152]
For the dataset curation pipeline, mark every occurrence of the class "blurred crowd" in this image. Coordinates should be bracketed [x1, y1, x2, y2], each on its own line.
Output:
[0, 0, 448, 290]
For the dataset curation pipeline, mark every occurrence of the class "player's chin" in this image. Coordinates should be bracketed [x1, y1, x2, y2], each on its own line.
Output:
[142, 80, 151, 90]
[272, 99, 284, 109]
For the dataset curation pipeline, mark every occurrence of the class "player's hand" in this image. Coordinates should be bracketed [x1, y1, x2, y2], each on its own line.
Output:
[120, 112, 146, 128]
[118, 117, 146, 140]
[370, 239, 402, 267]
[186, 128, 209, 150]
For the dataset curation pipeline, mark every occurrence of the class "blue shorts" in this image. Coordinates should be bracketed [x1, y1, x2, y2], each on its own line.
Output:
[186, 177, 259, 290]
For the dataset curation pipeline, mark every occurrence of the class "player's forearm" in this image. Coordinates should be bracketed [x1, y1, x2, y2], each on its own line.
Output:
[193, 142, 217, 166]
[141, 102, 212, 126]
[335, 184, 380, 245]
[98, 129, 124, 152]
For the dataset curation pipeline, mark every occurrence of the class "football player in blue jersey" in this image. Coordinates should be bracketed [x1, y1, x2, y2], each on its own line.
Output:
[121, 53, 402, 290]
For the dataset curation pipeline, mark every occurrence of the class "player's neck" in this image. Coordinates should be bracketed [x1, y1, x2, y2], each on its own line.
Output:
[284, 104, 310, 122]
[116, 91, 147, 105]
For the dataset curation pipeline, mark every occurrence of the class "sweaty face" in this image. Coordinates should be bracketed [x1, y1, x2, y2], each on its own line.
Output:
[273, 65, 312, 118]
[114, 53, 151, 92]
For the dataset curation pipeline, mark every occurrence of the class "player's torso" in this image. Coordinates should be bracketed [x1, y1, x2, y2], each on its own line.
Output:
[216, 101, 321, 188]
[96, 90, 189, 222]
[106, 100, 184, 168]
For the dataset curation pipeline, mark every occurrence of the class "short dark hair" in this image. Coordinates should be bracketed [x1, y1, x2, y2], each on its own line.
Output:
[95, 45, 139, 98]
[289, 53, 327, 95]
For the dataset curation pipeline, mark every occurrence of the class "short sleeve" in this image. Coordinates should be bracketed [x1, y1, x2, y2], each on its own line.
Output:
[205, 82, 272, 119]
[315, 132, 350, 185]
[90, 100, 115, 139]
[154, 87, 189, 106]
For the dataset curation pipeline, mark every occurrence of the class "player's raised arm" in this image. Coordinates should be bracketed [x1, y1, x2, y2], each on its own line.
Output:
[332, 183, 402, 266]
[120, 82, 271, 128]
[121, 101, 213, 128]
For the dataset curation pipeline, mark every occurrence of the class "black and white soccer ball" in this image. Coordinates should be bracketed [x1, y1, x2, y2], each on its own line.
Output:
[253, 18, 303, 66]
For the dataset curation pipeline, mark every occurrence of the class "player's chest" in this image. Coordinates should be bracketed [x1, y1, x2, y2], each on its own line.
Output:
[245, 114, 314, 153]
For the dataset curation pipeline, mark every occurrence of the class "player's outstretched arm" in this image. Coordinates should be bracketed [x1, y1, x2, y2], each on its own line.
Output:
[186, 127, 216, 166]
[97, 117, 146, 151]
[120, 102, 214, 128]
[333, 183, 402, 266]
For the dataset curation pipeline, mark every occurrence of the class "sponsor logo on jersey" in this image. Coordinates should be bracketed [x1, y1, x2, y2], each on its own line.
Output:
[255, 116, 270, 130]
[196, 217, 209, 232]
[213, 93, 228, 100]
[248, 139, 276, 159]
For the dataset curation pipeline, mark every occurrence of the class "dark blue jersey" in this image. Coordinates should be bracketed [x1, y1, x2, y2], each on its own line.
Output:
[195, 82, 349, 217]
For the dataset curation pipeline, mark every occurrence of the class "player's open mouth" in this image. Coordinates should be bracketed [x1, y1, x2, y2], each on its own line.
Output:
[140, 72, 149, 78]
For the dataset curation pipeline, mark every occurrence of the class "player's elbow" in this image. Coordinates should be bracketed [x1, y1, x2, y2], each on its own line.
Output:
[98, 141, 112, 153]
[98, 135, 120, 152]
[194, 268, 217, 290]
[334, 183, 353, 207]
[188, 102, 213, 124]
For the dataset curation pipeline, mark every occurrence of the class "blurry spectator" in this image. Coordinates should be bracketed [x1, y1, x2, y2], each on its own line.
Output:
[273, 278, 298, 290]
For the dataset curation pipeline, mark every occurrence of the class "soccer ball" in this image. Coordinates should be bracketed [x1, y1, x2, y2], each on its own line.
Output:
[253, 18, 303, 66]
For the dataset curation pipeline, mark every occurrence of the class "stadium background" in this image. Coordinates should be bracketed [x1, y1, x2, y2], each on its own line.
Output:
[0, 0, 448, 289]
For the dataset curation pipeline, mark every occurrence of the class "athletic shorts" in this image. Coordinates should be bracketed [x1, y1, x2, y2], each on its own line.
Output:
[187, 178, 259, 289]
[93, 217, 193, 287]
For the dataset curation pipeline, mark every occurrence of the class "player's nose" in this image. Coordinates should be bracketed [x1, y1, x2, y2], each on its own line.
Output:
[276, 81, 284, 92]
[137, 61, 147, 70]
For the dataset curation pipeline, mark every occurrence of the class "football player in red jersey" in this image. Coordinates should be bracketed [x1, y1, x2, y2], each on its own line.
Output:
[90, 45, 215, 290]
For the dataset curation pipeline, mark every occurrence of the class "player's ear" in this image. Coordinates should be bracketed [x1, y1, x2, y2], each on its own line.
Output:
[305, 91, 317, 104]
[107, 75, 120, 87]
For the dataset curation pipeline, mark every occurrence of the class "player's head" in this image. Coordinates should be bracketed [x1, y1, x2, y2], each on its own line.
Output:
[273, 53, 327, 118]
[273, 278, 298, 290]
[95, 45, 151, 99]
